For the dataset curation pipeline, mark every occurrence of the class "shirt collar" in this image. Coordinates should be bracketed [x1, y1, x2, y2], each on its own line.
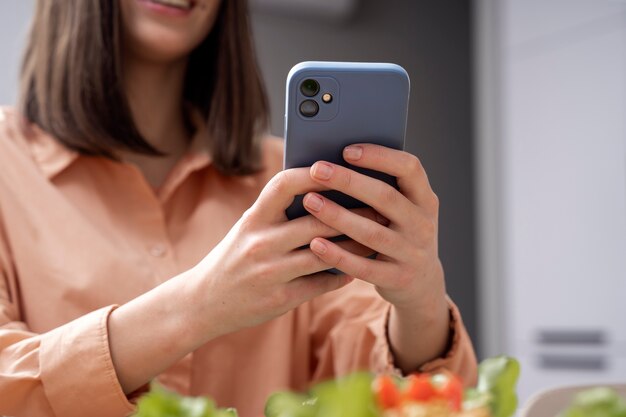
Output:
[25, 109, 211, 181]
[157, 129, 212, 203]
[25, 124, 79, 179]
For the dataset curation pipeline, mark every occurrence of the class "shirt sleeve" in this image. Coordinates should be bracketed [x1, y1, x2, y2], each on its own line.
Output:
[0, 222, 136, 417]
[418, 296, 479, 386]
[308, 279, 478, 386]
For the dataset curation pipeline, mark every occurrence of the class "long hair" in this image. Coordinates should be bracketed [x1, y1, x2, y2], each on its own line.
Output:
[19, 0, 269, 175]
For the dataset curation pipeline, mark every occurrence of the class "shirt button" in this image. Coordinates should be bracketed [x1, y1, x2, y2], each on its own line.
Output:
[149, 244, 167, 258]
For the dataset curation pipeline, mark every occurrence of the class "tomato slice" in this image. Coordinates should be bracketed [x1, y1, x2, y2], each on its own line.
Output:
[373, 375, 402, 409]
[436, 374, 463, 411]
[405, 374, 436, 402]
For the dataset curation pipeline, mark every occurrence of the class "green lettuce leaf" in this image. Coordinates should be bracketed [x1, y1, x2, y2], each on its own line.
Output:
[558, 387, 626, 417]
[476, 356, 520, 417]
[133, 385, 238, 417]
[264, 391, 316, 417]
[265, 373, 378, 417]
[311, 373, 378, 417]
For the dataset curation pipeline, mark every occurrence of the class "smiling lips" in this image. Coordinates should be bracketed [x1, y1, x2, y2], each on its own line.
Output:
[148, 0, 194, 10]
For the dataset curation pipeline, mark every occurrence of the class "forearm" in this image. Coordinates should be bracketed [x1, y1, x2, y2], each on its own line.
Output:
[388, 293, 450, 374]
[107, 267, 218, 394]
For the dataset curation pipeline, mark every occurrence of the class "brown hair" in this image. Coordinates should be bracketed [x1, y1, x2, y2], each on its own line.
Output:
[19, 0, 269, 175]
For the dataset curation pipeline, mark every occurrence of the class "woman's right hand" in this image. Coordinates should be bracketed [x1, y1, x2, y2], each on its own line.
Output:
[108, 167, 382, 394]
[192, 167, 380, 337]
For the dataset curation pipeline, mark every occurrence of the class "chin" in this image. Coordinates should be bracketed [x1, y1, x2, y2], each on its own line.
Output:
[127, 25, 202, 62]
[121, 0, 220, 64]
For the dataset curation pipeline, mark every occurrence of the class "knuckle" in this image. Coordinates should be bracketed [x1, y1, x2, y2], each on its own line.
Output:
[333, 252, 346, 270]
[356, 262, 372, 281]
[373, 145, 387, 161]
[365, 227, 390, 247]
[408, 154, 424, 174]
[429, 192, 440, 211]
[420, 218, 437, 240]
[254, 261, 273, 281]
[244, 235, 267, 260]
[238, 209, 257, 232]
[341, 170, 353, 189]
[269, 171, 291, 195]
[309, 217, 332, 236]
[380, 184, 398, 205]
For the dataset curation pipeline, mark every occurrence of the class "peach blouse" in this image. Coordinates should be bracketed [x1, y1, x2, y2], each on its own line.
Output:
[0, 107, 477, 417]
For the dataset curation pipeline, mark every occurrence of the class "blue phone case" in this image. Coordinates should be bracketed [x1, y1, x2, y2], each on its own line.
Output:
[284, 61, 410, 219]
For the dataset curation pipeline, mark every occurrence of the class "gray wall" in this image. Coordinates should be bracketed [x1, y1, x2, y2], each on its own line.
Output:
[0, 1, 34, 105]
[251, 0, 478, 347]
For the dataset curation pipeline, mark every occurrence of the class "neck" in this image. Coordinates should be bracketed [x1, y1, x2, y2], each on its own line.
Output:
[123, 56, 190, 154]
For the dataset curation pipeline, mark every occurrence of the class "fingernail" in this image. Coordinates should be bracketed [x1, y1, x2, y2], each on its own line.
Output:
[344, 146, 363, 160]
[310, 239, 327, 254]
[312, 162, 333, 180]
[304, 194, 324, 212]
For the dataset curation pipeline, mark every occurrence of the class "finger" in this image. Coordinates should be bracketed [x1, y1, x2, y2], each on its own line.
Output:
[309, 161, 414, 225]
[272, 232, 380, 279]
[303, 192, 408, 259]
[342, 144, 439, 213]
[252, 168, 329, 223]
[309, 237, 398, 287]
[269, 207, 386, 251]
[286, 272, 354, 304]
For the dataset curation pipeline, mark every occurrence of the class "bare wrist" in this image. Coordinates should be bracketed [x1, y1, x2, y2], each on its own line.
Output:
[172, 266, 227, 349]
[388, 295, 450, 373]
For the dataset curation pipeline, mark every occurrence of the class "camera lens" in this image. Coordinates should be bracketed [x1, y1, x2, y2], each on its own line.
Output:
[299, 100, 319, 117]
[300, 79, 320, 97]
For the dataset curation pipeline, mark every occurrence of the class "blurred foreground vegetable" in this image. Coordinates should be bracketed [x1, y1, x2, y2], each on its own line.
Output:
[133, 385, 238, 417]
[265, 373, 378, 417]
[475, 356, 520, 417]
[132, 357, 520, 417]
[558, 387, 626, 417]
[265, 356, 520, 417]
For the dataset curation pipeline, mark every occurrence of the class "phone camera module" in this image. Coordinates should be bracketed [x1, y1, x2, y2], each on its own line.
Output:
[300, 79, 320, 97]
[299, 100, 319, 117]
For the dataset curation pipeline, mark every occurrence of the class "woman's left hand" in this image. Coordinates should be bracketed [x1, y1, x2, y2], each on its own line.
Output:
[303, 143, 446, 312]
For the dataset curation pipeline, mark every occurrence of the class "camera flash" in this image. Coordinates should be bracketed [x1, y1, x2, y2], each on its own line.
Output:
[322, 93, 333, 103]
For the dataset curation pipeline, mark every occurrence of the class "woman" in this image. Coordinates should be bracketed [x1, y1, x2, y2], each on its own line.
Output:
[0, 0, 477, 416]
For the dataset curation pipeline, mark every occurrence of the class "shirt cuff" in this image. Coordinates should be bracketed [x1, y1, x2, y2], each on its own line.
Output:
[39, 305, 137, 417]
[368, 303, 401, 376]
[370, 296, 465, 376]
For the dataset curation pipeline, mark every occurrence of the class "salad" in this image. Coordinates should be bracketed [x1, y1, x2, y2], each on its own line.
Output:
[132, 356, 519, 417]
[265, 356, 520, 417]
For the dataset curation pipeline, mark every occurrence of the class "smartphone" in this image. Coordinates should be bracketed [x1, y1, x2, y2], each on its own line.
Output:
[283, 61, 410, 219]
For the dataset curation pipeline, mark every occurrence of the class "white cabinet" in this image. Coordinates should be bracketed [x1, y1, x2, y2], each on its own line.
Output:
[476, 0, 626, 404]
